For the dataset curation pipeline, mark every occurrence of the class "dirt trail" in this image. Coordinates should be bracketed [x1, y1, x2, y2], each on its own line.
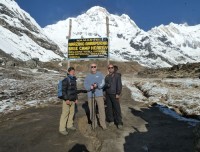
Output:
[0, 86, 195, 152]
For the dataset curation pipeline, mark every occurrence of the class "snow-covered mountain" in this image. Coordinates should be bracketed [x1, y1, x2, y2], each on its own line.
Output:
[0, 0, 63, 61]
[1, 0, 200, 67]
[44, 6, 200, 68]
[147, 23, 200, 67]
[44, 6, 144, 61]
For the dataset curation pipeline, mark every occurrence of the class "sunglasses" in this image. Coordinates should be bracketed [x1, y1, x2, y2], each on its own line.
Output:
[91, 66, 97, 68]
[108, 67, 114, 69]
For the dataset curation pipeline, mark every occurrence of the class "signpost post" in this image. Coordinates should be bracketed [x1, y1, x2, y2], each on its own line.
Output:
[106, 16, 110, 65]
[67, 19, 72, 69]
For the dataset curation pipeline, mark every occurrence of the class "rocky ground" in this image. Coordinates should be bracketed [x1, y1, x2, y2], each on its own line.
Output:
[0, 60, 200, 152]
[138, 62, 200, 79]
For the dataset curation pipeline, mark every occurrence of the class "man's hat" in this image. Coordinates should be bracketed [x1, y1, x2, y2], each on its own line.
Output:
[68, 67, 75, 72]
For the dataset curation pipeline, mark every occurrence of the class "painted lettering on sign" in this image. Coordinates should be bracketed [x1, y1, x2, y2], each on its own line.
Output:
[68, 38, 108, 59]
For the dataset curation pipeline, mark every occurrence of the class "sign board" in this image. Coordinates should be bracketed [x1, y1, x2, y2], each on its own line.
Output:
[68, 38, 108, 59]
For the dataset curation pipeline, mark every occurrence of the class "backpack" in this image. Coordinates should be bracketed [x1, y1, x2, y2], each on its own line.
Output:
[57, 77, 71, 99]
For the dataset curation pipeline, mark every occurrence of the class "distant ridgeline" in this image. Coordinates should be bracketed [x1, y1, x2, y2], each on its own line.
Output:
[68, 38, 108, 59]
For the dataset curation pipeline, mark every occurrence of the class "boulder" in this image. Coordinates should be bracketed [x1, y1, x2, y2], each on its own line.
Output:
[32, 58, 39, 62]
[0, 58, 6, 65]
[6, 61, 17, 67]
[37, 68, 48, 73]
[26, 59, 38, 69]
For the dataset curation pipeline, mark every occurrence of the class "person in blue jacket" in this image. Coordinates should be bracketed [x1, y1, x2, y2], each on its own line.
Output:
[84, 63, 107, 130]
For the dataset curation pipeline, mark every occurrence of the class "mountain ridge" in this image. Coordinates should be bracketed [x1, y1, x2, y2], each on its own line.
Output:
[44, 6, 200, 68]
[0, 1, 200, 68]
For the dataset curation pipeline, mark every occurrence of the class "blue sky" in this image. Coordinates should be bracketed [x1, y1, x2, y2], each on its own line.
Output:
[15, 0, 200, 31]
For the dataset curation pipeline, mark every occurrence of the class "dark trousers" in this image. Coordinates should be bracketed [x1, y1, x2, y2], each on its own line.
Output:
[106, 94, 123, 125]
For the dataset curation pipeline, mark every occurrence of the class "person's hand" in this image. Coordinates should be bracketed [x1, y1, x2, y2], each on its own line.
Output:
[91, 85, 94, 90]
[66, 100, 70, 105]
[75, 100, 78, 104]
[116, 94, 120, 99]
[93, 83, 97, 88]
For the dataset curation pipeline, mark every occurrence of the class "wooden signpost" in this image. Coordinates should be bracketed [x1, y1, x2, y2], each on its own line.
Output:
[67, 16, 110, 68]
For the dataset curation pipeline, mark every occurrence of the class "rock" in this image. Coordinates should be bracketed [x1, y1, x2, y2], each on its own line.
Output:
[0, 58, 6, 65]
[6, 61, 17, 67]
[25, 59, 37, 69]
[170, 65, 180, 71]
[194, 68, 200, 73]
[37, 68, 48, 73]
[32, 58, 39, 62]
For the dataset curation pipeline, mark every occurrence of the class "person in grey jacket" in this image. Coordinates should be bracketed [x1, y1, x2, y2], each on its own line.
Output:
[84, 63, 107, 130]
[104, 64, 123, 129]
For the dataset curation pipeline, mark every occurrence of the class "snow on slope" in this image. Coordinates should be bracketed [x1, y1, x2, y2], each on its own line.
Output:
[1, 1, 200, 67]
[149, 23, 200, 60]
[44, 6, 200, 68]
[44, 6, 142, 60]
[0, 0, 63, 61]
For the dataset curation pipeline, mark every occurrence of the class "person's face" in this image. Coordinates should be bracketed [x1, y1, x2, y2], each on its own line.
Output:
[69, 70, 75, 76]
[90, 64, 97, 73]
[108, 65, 114, 73]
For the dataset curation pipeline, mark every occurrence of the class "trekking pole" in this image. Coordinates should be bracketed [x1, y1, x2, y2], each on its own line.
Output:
[91, 89, 96, 130]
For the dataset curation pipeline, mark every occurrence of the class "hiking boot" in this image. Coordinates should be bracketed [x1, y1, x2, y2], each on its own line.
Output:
[108, 122, 114, 127]
[101, 126, 107, 130]
[59, 130, 68, 135]
[90, 124, 97, 130]
[118, 124, 123, 129]
[67, 126, 76, 131]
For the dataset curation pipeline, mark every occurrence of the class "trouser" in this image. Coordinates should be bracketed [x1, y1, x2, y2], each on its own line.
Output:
[59, 101, 75, 132]
[106, 94, 123, 125]
[88, 96, 107, 128]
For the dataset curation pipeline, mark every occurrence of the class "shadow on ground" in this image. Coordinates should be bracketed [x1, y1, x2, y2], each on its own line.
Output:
[124, 106, 196, 152]
[68, 143, 89, 152]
